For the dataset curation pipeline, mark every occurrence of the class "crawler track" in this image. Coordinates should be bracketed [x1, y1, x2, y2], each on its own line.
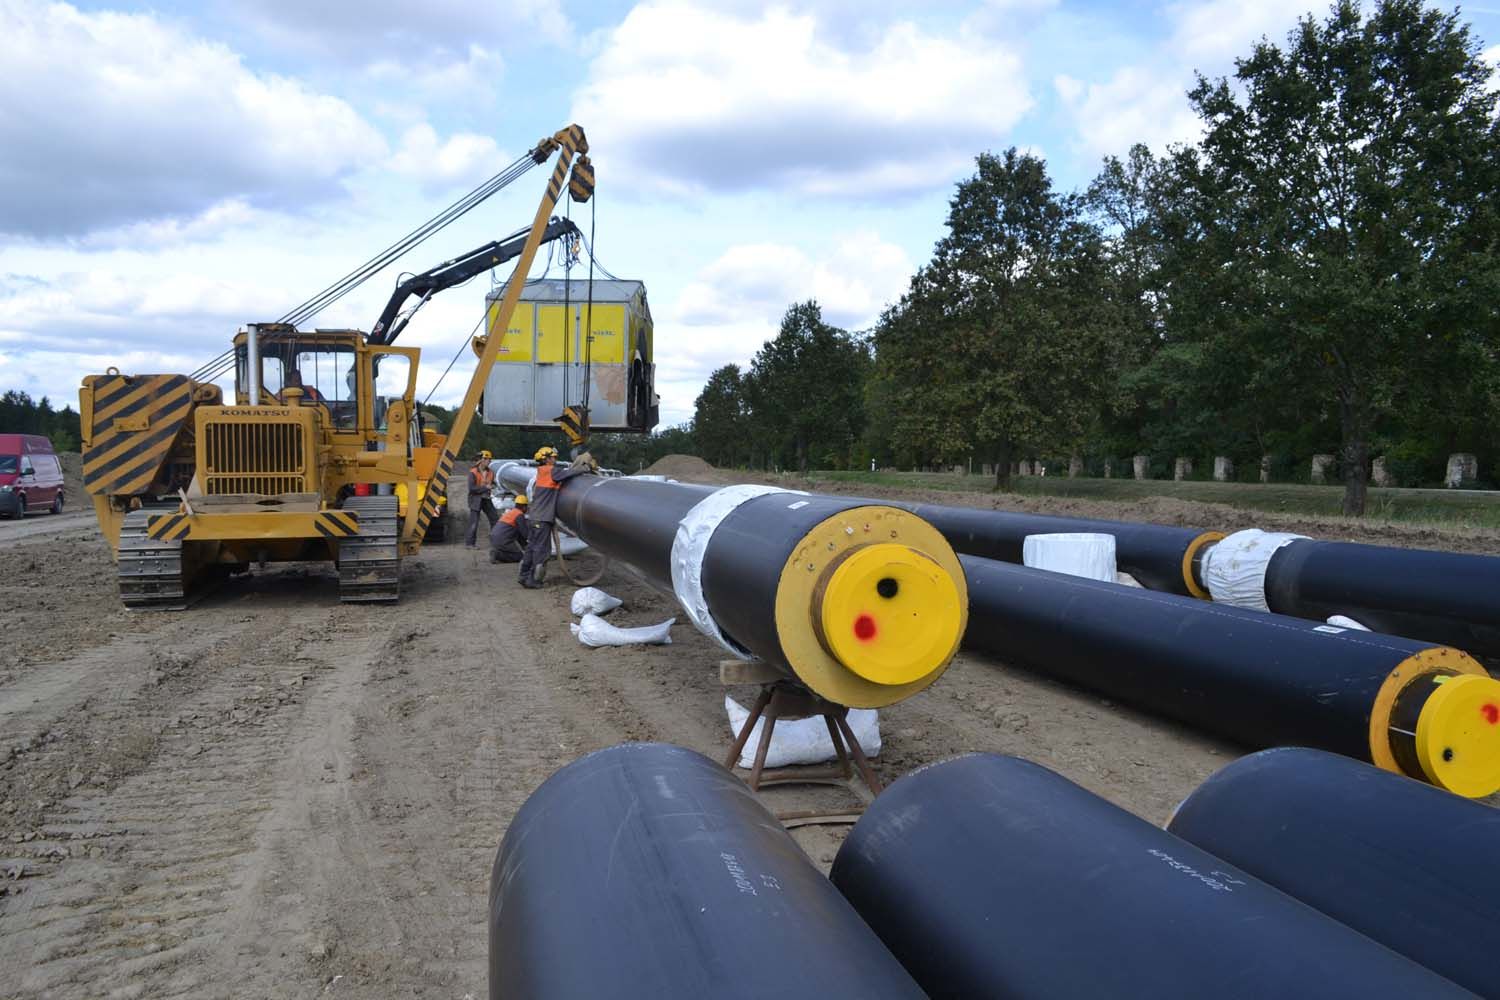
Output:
[338, 495, 401, 603]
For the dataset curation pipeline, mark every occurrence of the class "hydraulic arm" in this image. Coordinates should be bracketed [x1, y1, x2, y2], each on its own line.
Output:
[369, 217, 582, 346]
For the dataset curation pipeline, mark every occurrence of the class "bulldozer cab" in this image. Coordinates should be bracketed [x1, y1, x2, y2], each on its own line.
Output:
[230, 327, 420, 448]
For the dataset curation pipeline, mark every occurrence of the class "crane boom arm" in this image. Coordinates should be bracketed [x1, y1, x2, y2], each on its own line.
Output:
[410, 124, 592, 542]
[369, 217, 582, 346]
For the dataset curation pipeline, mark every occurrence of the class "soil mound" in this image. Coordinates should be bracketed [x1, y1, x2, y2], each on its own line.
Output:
[59, 451, 84, 500]
[641, 454, 716, 480]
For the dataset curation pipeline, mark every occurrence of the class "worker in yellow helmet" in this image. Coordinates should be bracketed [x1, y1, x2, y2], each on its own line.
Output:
[519, 445, 596, 588]
[490, 494, 530, 564]
[465, 449, 497, 548]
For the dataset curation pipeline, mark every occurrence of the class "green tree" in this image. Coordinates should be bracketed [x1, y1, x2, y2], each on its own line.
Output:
[875, 149, 1116, 488]
[0, 390, 83, 451]
[745, 302, 869, 473]
[692, 364, 749, 467]
[1185, 0, 1500, 513]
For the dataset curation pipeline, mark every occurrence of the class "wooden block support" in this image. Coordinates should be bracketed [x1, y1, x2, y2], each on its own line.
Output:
[719, 659, 784, 686]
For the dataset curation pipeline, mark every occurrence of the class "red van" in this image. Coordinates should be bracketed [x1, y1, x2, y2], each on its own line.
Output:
[0, 434, 66, 518]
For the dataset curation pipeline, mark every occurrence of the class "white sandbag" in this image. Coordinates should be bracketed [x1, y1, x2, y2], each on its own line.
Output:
[571, 587, 623, 616]
[724, 695, 881, 769]
[1115, 572, 1145, 588]
[569, 613, 673, 648]
[556, 533, 590, 557]
[1326, 614, 1371, 631]
[1023, 532, 1117, 582]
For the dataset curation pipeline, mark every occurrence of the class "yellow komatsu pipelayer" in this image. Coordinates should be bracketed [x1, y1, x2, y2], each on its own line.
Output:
[78, 124, 595, 608]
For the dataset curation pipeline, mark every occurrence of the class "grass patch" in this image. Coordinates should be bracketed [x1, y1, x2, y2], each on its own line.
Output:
[803, 470, 1500, 529]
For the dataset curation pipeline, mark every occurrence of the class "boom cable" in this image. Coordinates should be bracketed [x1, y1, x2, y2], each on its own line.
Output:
[190, 149, 543, 383]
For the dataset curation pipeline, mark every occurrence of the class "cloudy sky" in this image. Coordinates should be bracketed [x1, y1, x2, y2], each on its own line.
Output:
[3, 0, 1497, 426]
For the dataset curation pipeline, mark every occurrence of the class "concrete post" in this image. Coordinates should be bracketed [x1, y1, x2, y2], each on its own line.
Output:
[1213, 457, 1234, 482]
[1174, 457, 1193, 482]
[1260, 455, 1272, 483]
[1371, 456, 1392, 487]
[1310, 454, 1335, 484]
[1133, 455, 1149, 480]
[1068, 455, 1083, 479]
[1445, 454, 1477, 488]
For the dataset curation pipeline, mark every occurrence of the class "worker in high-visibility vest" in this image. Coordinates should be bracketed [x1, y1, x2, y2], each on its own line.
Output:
[465, 450, 498, 548]
[519, 446, 595, 588]
[490, 494, 530, 564]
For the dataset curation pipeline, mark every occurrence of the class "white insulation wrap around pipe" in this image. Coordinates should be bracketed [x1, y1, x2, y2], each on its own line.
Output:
[1201, 529, 1308, 611]
[669, 484, 805, 659]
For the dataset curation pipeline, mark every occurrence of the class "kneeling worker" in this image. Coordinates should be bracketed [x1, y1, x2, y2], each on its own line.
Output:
[490, 495, 530, 564]
[519, 445, 595, 588]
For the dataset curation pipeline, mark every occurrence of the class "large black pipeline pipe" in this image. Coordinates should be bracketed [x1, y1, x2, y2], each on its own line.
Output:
[1262, 538, 1500, 660]
[495, 465, 969, 708]
[895, 503, 1221, 596]
[883, 496, 1500, 660]
[489, 743, 924, 999]
[960, 555, 1500, 796]
[1167, 747, 1500, 998]
[830, 754, 1470, 999]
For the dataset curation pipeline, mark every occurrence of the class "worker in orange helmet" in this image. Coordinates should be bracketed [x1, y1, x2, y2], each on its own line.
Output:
[490, 494, 530, 564]
[465, 450, 498, 548]
[519, 445, 596, 588]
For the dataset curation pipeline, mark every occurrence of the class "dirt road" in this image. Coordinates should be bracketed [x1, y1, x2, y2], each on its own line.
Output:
[0, 496, 1317, 999]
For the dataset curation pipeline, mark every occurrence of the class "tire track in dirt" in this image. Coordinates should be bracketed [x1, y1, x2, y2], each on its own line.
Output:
[0, 574, 367, 999]
[224, 546, 640, 996]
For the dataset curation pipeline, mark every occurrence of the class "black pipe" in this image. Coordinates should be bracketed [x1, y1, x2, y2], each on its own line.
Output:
[493, 467, 969, 708]
[489, 743, 925, 1000]
[1166, 747, 1500, 998]
[898, 503, 1220, 596]
[1264, 538, 1500, 660]
[960, 554, 1500, 796]
[830, 753, 1470, 999]
[884, 498, 1500, 661]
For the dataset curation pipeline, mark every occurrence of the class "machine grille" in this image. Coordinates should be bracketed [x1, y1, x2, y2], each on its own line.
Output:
[203, 421, 307, 495]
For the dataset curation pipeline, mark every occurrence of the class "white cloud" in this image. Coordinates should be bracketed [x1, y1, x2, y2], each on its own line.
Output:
[1054, 68, 1204, 159]
[571, 2, 1033, 197]
[1166, 0, 1312, 67]
[675, 233, 911, 331]
[78, 200, 264, 252]
[363, 42, 508, 107]
[227, 0, 571, 63]
[650, 230, 913, 422]
[1484, 44, 1500, 93]
[1053, 0, 1312, 160]
[0, 1, 385, 239]
[389, 124, 506, 189]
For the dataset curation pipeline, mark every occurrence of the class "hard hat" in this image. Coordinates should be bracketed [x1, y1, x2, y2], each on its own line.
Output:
[514, 494, 528, 506]
[534, 446, 558, 461]
[479, 450, 493, 460]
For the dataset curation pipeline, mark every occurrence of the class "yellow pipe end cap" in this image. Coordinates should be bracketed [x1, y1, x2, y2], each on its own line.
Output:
[1416, 673, 1500, 798]
[818, 543, 963, 687]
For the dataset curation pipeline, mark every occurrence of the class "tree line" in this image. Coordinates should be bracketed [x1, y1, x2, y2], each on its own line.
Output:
[0, 391, 83, 452]
[691, 0, 1500, 514]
